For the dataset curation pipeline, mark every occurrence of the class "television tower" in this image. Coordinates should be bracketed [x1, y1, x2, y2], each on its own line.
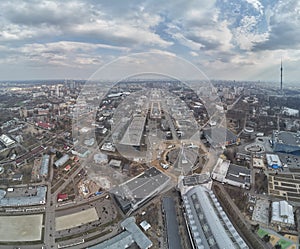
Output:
[280, 59, 283, 92]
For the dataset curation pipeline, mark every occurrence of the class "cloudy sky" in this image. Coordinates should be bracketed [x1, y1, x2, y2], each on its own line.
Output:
[0, 0, 299, 83]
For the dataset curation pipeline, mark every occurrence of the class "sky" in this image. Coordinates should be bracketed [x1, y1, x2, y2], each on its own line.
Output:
[0, 0, 299, 83]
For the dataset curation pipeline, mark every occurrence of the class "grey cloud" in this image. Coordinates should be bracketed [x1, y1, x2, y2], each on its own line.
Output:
[252, 0, 300, 51]
[185, 33, 222, 50]
[253, 21, 300, 51]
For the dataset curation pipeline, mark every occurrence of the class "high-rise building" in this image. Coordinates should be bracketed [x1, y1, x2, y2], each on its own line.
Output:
[280, 59, 283, 92]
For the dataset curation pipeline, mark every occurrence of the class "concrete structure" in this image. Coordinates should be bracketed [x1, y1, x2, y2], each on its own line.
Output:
[0, 186, 47, 206]
[181, 185, 249, 249]
[150, 101, 161, 119]
[140, 220, 151, 232]
[54, 154, 70, 168]
[0, 134, 15, 147]
[120, 115, 146, 147]
[272, 131, 300, 155]
[12, 173, 23, 181]
[271, 200, 295, 228]
[211, 159, 251, 189]
[94, 153, 107, 164]
[88, 217, 152, 249]
[268, 173, 300, 203]
[203, 127, 238, 148]
[109, 159, 122, 168]
[182, 173, 211, 187]
[112, 167, 170, 214]
[252, 157, 265, 169]
[162, 197, 183, 249]
[252, 198, 270, 225]
[266, 154, 283, 170]
[40, 154, 50, 177]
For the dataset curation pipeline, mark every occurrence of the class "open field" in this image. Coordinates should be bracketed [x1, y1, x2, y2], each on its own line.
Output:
[56, 207, 98, 231]
[0, 214, 43, 241]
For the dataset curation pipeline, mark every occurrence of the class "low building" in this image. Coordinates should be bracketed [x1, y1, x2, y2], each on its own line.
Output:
[252, 157, 265, 169]
[12, 173, 23, 181]
[0, 186, 47, 206]
[109, 159, 122, 168]
[40, 154, 50, 177]
[71, 148, 90, 158]
[211, 159, 251, 189]
[57, 193, 69, 202]
[140, 220, 151, 232]
[120, 115, 146, 148]
[88, 217, 152, 249]
[112, 167, 170, 214]
[35, 121, 55, 130]
[54, 154, 70, 168]
[94, 153, 107, 164]
[203, 127, 238, 148]
[0, 134, 15, 147]
[271, 200, 295, 229]
[266, 154, 283, 170]
[101, 142, 116, 152]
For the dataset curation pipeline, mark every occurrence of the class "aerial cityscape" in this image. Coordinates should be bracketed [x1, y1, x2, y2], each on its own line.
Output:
[0, 1, 300, 249]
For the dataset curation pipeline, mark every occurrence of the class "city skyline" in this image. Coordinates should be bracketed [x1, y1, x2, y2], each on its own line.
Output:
[0, 0, 299, 83]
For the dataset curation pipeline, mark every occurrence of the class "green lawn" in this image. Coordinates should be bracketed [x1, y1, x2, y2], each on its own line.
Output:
[277, 239, 292, 249]
[257, 228, 268, 238]
[257, 228, 294, 249]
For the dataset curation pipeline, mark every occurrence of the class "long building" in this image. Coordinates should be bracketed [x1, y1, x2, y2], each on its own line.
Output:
[0, 186, 47, 206]
[162, 197, 183, 249]
[112, 167, 171, 214]
[88, 217, 152, 249]
[120, 115, 147, 147]
[181, 185, 249, 249]
[211, 159, 251, 189]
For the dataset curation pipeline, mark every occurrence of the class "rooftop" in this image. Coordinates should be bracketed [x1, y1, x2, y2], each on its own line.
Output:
[120, 115, 146, 147]
[225, 164, 251, 184]
[112, 167, 170, 213]
[0, 186, 47, 206]
[276, 131, 300, 147]
[40, 154, 50, 176]
[271, 200, 295, 226]
[162, 197, 183, 249]
[182, 185, 248, 249]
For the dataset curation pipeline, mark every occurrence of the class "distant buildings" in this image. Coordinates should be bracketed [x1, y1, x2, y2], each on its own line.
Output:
[35, 121, 55, 130]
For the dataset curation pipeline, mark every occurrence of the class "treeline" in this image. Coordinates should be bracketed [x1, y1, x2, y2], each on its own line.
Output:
[213, 184, 266, 249]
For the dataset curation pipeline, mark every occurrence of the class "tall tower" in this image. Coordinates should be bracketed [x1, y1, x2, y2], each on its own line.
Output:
[280, 59, 283, 92]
